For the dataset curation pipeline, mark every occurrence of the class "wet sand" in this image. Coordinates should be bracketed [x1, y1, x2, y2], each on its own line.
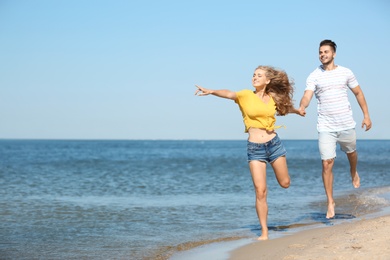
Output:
[229, 215, 390, 260]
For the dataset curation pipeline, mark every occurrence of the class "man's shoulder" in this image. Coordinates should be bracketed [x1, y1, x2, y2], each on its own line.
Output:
[309, 65, 353, 75]
[336, 65, 353, 73]
[307, 66, 323, 78]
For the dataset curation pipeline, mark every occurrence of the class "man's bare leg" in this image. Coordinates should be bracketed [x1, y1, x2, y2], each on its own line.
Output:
[322, 159, 335, 219]
[347, 151, 360, 188]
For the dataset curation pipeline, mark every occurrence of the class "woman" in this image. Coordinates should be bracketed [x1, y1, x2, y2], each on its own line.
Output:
[195, 65, 301, 240]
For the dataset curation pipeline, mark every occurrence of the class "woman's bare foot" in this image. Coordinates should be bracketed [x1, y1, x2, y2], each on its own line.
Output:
[326, 202, 335, 219]
[257, 234, 268, 240]
[257, 230, 268, 240]
[351, 171, 360, 188]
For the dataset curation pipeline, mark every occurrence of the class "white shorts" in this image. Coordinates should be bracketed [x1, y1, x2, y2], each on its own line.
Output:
[318, 129, 356, 160]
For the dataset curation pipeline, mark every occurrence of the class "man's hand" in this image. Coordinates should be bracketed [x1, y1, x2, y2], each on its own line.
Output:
[298, 106, 307, 116]
[362, 117, 372, 131]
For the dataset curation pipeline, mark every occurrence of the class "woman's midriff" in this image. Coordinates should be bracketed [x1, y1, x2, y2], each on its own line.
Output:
[248, 127, 276, 143]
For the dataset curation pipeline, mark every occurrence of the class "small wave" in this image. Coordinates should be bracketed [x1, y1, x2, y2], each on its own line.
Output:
[144, 236, 246, 260]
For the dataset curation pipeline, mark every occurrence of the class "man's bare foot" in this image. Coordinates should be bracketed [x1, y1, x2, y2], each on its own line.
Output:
[352, 171, 360, 188]
[326, 202, 335, 219]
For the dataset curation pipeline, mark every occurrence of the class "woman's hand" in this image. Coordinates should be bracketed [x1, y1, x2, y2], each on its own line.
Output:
[194, 85, 213, 96]
[194, 85, 237, 100]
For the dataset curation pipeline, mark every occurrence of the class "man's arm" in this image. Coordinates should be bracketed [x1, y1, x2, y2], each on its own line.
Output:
[287, 106, 303, 115]
[298, 90, 314, 116]
[351, 85, 372, 131]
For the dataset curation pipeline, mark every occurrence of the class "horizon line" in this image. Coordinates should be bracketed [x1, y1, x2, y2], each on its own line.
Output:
[0, 138, 388, 141]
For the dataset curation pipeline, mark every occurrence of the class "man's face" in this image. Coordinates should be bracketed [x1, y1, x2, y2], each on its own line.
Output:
[319, 45, 336, 65]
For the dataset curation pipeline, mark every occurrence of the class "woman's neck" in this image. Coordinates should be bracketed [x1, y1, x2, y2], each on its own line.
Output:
[255, 87, 267, 97]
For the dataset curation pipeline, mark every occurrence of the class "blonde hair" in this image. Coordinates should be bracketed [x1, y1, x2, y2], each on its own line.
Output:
[256, 65, 295, 116]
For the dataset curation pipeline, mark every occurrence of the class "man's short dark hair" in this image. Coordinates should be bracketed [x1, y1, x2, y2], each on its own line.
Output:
[320, 39, 337, 52]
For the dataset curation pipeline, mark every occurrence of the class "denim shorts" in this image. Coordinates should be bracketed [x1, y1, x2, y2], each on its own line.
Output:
[247, 134, 287, 163]
[318, 129, 356, 160]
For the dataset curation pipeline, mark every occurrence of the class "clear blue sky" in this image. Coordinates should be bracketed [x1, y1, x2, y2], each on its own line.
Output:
[1, 0, 389, 140]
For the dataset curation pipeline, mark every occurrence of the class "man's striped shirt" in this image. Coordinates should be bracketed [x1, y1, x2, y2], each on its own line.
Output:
[306, 65, 358, 132]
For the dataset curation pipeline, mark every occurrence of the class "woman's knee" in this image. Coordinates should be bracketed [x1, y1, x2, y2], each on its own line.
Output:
[279, 177, 290, 189]
[255, 188, 267, 200]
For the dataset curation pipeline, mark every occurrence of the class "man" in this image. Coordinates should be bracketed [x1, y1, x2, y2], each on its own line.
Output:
[299, 39, 372, 219]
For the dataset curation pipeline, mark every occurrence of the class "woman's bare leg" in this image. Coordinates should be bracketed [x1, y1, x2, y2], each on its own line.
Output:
[270, 156, 290, 189]
[249, 161, 268, 240]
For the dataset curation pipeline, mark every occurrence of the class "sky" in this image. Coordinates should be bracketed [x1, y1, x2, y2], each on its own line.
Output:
[0, 0, 389, 140]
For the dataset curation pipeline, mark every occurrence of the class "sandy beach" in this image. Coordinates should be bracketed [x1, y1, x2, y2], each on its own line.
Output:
[229, 215, 390, 260]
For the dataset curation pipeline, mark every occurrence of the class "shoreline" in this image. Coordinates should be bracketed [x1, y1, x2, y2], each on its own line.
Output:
[168, 187, 390, 260]
[169, 214, 390, 260]
[229, 214, 390, 260]
[170, 213, 390, 260]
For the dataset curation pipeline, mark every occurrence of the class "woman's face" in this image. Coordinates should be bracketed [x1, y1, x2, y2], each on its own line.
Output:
[252, 69, 270, 89]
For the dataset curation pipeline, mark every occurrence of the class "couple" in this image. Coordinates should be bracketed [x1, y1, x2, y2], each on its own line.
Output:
[194, 40, 372, 240]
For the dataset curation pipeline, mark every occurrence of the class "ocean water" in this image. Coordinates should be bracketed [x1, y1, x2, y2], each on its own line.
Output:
[0, 139, 389, 260]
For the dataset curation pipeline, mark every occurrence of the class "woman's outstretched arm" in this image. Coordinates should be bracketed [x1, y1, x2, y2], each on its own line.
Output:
[195, 85, 237, 100]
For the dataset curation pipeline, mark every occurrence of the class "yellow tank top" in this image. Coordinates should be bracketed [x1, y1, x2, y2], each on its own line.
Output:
[235, 89, 277, 132]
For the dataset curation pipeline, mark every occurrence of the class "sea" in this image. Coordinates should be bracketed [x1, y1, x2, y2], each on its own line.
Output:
[0, 139, 389, 260]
